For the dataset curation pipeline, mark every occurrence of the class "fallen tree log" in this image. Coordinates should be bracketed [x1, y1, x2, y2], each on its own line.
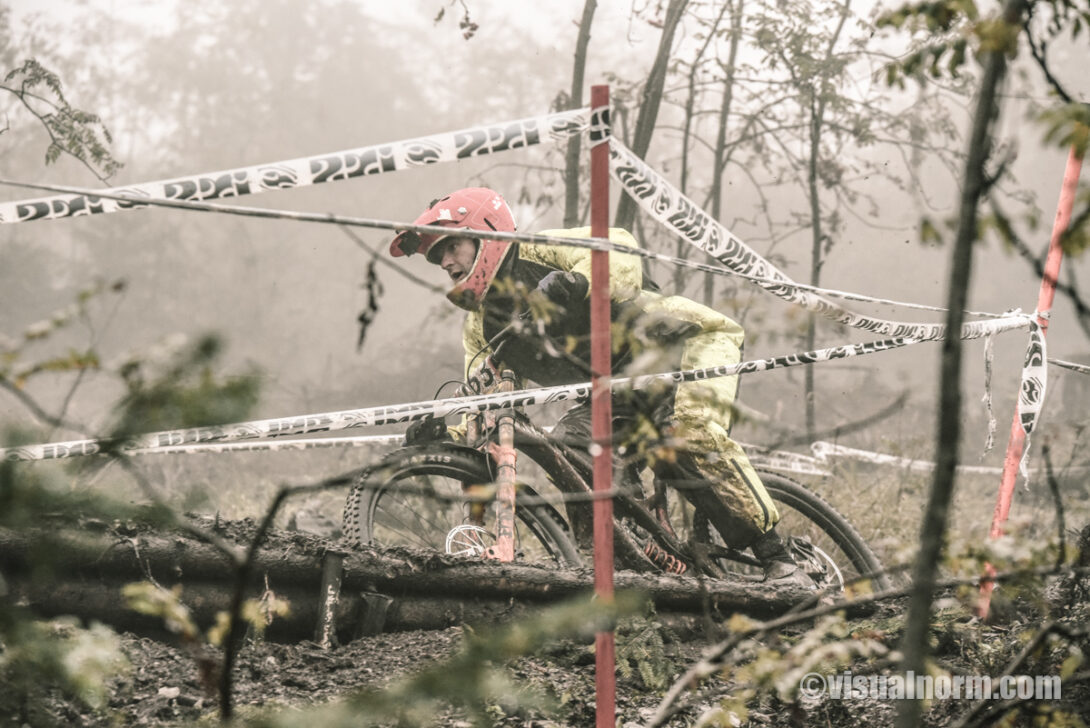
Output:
[0, 520, 831, 642]
[5, 576, 562, 640]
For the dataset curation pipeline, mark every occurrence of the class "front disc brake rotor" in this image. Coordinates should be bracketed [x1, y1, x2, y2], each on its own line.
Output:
[445, 524, 492, 557]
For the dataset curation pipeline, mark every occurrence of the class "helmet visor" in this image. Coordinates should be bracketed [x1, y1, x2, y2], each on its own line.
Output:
[392, 230, 425, 257]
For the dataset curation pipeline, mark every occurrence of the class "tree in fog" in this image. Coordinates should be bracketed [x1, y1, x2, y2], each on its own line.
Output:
[878, 0, 1089, 724]
[566, 0, 967, 438]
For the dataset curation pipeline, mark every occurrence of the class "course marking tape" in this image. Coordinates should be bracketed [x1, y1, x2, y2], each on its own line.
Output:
[0, 108, 591, 224]
[0, 106, 1047, 465]
[609, 139, 1016, 342]
[1, 319, 1029, 463]
[116, 432, 1090, 481]
[809, 440, 1090, 477]
[124, 434, 403, 456]
[0, 174, 1030, 337]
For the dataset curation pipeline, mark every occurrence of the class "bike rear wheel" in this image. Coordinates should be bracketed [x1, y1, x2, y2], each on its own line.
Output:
[689, 469, 890, 591]
[343, 444, 583, 568]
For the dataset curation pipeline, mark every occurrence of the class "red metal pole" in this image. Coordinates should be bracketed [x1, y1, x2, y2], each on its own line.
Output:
[977, 144, 1084, 617]
[589, 83, 615, 728]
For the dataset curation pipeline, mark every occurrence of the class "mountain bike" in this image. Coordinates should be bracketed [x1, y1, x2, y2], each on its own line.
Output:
[341, 330, 890, 592]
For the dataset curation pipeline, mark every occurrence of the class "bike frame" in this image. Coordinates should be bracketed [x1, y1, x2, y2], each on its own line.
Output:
[458, 355, 692, 573]
[452, 345, 761, 575]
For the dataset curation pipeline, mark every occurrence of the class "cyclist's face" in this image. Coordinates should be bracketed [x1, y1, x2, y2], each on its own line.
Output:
[432, 236, 478, 283]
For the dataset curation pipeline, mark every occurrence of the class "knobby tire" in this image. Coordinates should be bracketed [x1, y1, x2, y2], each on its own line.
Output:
[341, 444, 887, 590]
[343, 444, 583, 568]
[755, 468, 891, 591]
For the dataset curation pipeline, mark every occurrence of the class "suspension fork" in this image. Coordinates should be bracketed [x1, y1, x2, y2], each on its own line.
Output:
[461, 394, 490, 530]
[482, 371, 518, 562]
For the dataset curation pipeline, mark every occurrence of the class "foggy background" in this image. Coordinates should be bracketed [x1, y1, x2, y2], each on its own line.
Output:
[1, 0, 1087, 478]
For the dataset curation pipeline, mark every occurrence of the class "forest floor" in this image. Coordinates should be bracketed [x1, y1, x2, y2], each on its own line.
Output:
[9, 607, 910, 727]
[4, 519, 1089, 728]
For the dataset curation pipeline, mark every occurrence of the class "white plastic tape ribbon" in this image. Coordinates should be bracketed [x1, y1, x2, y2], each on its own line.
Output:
[0, 108, 591, 224]
[1018, 318, 1047, 436]
[0, 334, 922, 463]
[1050, 358, 1090, 375]
[981, 333, 997, 455]
[589, 104, 610, 148]
[608, 139, 1031, 342]
[1017, 317, 1048, 479]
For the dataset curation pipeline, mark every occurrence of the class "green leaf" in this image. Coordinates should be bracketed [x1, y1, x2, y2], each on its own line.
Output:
[121, 582, 199, 640]
[920, 216, 944, 245]
[1060, 649, 1084, 679]
[1038, 105, 1090, 158]
[108, 334, 260, 441]
[947, 38, 967, 75]
[2, 59, 123, 179]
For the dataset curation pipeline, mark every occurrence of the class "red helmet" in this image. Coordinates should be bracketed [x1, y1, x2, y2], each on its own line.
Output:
[390, 187, 517, 310]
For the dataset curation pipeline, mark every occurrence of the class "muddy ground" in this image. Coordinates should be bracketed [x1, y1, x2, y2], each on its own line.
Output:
[4, 517, 1089, 727]
[14, 595, 1090, 728]
[12, 612, 899, 727]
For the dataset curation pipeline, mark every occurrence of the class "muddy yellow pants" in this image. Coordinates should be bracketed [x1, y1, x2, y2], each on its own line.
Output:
[554, 293, 780, 548]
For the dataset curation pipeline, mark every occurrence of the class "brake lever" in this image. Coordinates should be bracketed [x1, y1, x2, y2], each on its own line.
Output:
[485, 309, 533, 368]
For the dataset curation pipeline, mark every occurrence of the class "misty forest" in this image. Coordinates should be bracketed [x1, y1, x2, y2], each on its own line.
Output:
[1, 0, 1089, 726]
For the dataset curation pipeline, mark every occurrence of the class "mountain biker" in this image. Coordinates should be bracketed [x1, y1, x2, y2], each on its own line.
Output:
[389, 186, 814, 588]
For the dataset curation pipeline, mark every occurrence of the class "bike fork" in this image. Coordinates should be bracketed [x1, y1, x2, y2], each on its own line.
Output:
[483, 371, 518, 562]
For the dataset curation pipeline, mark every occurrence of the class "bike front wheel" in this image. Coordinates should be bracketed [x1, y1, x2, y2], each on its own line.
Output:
[342, 444, 583, 568]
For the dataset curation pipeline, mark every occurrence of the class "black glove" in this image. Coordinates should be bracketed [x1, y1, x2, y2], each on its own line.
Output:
[536, 270, 589, 308]
[404, 416, 451, 446]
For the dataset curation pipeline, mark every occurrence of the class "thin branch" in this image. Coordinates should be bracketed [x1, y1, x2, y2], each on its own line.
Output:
[563, 0, 597, 227]
[0, 82, 116, 184]
[1021, 12, 1075, 104]
[1042, 443, 1066, 571]
[50, 291, 126, 439]
[762, 390, 910, 449]
[987, 197, 1090, 340]
[647, 561, 1090, 727]
[336, 224, 450, 295]
[0, 377, 88, 435]
[897, 1, 1029, 725]
[949, 620, 1088, 728]
[218, 471, 357, 719]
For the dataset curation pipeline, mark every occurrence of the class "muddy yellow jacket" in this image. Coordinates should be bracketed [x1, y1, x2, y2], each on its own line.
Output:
[459, 226, 744, 387]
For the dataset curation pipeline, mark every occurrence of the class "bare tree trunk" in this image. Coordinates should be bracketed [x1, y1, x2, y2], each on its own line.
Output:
[563, 0, 598, 228]
[895, 2, 1029, 726]
[804, 95, 826, 441]
[614, 0, 689, 231]
[675, 3, 729, 294]
[704, 0, 744, 307]
[803, 0, 850, 442]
